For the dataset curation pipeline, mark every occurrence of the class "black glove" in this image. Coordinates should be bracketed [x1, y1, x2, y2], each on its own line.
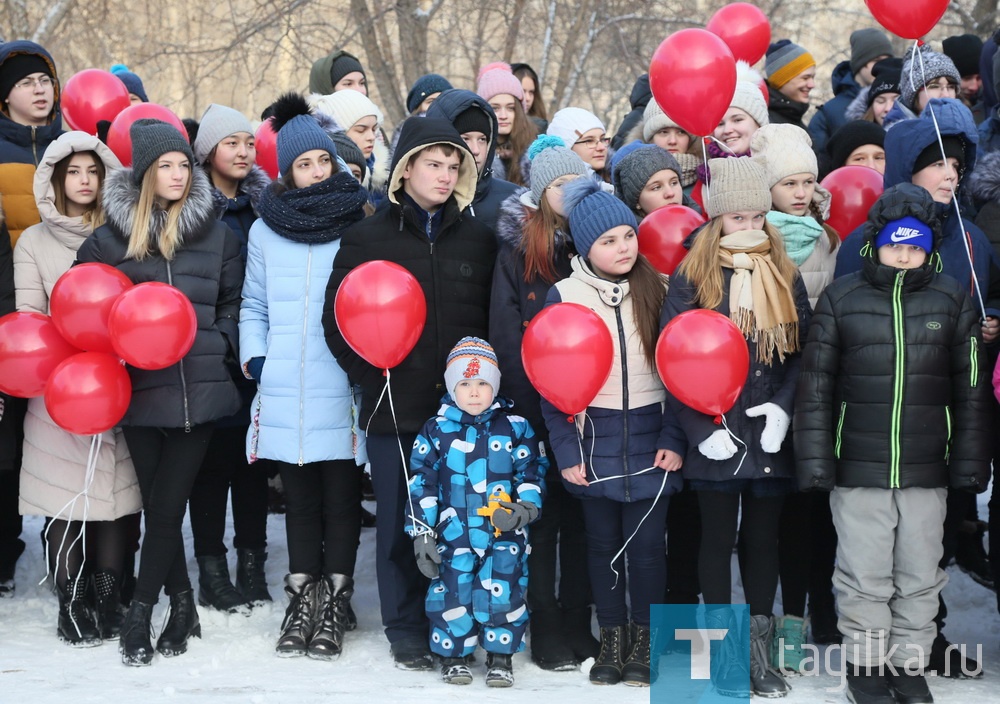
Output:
[490, 500, 539, 533]
[413, 534, 441, 579]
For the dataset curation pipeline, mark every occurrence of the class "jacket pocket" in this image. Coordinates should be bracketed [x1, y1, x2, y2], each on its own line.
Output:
[834, 402, 846, 459]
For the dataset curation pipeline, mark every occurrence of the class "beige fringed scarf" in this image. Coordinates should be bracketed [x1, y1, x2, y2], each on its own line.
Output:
[718, 230, 800, 365]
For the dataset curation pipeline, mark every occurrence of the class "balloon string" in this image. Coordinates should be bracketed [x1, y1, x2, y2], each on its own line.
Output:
[911, 41, 987, 321]
[719, 413, 749, 476]
[702, 138, 713, 204]
[379, 369, 423, 538]
[608, 468, 670, 590]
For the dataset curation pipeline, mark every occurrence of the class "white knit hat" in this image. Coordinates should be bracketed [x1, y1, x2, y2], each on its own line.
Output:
[308, 90, 383, 130]
[642, 100, 686, 142]
[749, 124, 817, 187]
[706, 157, 772, 219]
[729, 61, 769, 129]
[547, 107, 606, 148]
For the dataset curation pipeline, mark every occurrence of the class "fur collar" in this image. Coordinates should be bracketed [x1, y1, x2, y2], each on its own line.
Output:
[968, 151, 1000, 203]
[208, 165, 270, 219]
[845, 87, 870, 121]
[102, 166, 216, 244]
[494, 190, 572, 251]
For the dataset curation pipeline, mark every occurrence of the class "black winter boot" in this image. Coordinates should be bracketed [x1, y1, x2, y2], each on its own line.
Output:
[887, 668, 934, 704]
[530, 609, 577, 670]
[276, 573, 318, 657]
[564, 605, 601, 661]
[236, 548, 272, 604]
[705, 608, 750, 697]
[308, 574, 354, 660]
[589, 624, 628, 685]
[485, 652, 514, 687]
[57, 575, 102, 647]
[93, 569, 125, 640]
[119, 600, 155, 666]
[845, 664, 896, 704]
[749, 615, 790, 698]
[621, 622, 653, 686]
[197, 554, 250, 614]
[156, 589, 201, 657]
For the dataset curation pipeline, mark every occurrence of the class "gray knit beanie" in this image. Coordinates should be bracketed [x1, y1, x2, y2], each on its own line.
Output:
[749, 124, 817, 187]
[642, 100, 683, 142]
[850, 29, 894, 76]
[331, 131, 366, 179]
[193, 104, 254, 165]
[705, 157, 772, 220]
[900, 45, 961, 111]
[130, 119, 195, 186]
[613, 145, 681, 210]
[526, 135, 591, 207]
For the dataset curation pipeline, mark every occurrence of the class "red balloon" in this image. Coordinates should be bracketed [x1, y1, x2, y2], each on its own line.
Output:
[60, 69, 132, 135]
[255, 118, 279, 179]
[657, 309, 749, 417]
[820, 166, 885, 240]
[107, 103, 188, 166]
[50, 264, 133, 353]
[0, 312, 81, 397]
[44, 352, 131, 435]
[865, 0, 948, 40]
[109, 283, 198, 370]
[650, 29, 737, 137]
[521, 303, 614, 416]
[335, 261, 427, 369]
[706, 2, 772, 65]
[638, 205, 706, 276]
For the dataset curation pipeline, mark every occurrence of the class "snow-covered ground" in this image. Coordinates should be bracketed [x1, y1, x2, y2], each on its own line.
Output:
[3, 496, 1000, 703]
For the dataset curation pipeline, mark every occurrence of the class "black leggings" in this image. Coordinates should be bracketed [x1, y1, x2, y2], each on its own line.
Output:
[123, 425, 213, 604]
[189, 425, 269, 557]
[581, 496, 669, 627]
[277, 460, 361, 577]
[47, 516, 132, 590]
[698, 489, 784, 617]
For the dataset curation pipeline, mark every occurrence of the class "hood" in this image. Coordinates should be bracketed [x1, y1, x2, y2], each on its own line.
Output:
[860, 182, 940, 285]
[844, 87, 869, 121]
[33, 130, 121, 241]
[102, 165, 216, 245]
[883, 98, 978, 190]
[208, 164, 270, 219]
[629, 74, 651, 111]
[386, 117, 477, 210]
[308, 49, 356, 95]
[968, 150, 1000, 204]
[425, 89, 499, 190]
[830, 60, 861, 97]
[0, 40, 60, 123]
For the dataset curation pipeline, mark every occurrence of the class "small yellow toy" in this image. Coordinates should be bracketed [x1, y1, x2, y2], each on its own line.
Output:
[476, 485, 513, 537]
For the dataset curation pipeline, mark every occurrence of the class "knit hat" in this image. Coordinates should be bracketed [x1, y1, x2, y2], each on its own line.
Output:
[452, 104, 492, 137]
[308, 90, 383, 130]
[827, 120, 886, 169]
[867, 57, 903, 107]
[331, 131, 366, 179]
[130, 119, 195, 186]
[444, 336, 501, 400]
[705, 157, 772, 219]
[942, 34, 984, 77]
[912, 135, 966, 174]
[110, 64, 148, 102]
[850, 29, 894, 76]
[730, 61, 770, 128]
[563, 176, 638, 257]
[271, 93, 336, 175]
[900, 45, 961, 111]
[476, 62, 524, 106]
[547, 107, 605, 148]
[192, 103, 253, 164]
[526, 134, 591, 207]
[613, 145, 682, 210]
[330, 52, 365, 88]
[642, 99, 686, 141]
[406, 73, 453, 113]
[765, 40, 816, 89]
[0, 53, 52, 100]
[749, 124, 817, 187]
[874, 215, 933, 253]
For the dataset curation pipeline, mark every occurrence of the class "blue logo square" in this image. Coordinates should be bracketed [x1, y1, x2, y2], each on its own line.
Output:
[651, 604, 751, 702]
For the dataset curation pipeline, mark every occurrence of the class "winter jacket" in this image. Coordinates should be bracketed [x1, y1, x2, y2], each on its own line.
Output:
[426, 90, 519, 234]
[835, 99, 1000, 320]
[12, 131, 138, 520]
[0, 41, 63, 247]
[980, 108, 1000, 156]
[661, 263, 812, 485]
[611, 75, 652, 152]
[795, 185, 991, 492]
[209, 165, 269, 259]
[969, 151, 1000, 253]
[767, 84, 810, 129]
[541, 256, 685, 502]
[489, 192, 575, 444]
[76, 167, 243, 428]
[809, 62, 861, 154]
[324, 118, 497, 435]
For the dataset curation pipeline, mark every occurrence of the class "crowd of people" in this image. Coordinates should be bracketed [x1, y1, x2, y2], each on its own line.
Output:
[1, 20, 1000, 703]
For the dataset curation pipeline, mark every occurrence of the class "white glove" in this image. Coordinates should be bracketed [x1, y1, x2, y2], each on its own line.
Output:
[746, 403, 790, 453]
[698, 429, 738, 461]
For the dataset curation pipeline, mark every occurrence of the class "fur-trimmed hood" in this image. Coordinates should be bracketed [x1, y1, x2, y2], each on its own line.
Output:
[102, 165, 216, 244]
[968, 150, 1000, 203]
[494, 189, 572, 251]
[208, 164, 270, 219]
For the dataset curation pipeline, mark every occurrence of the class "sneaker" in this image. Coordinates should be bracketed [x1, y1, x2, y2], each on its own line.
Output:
[485, 652, 514, 688]
[391, 638, 434, 671]
[440, 657, 473, 685]
[886, 669, 934, 704]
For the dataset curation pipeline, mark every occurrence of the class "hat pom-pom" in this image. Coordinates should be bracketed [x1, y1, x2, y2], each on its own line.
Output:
[477, 61, 513, 81]
[561, 176, 602, 217]
[110, 63, 129, 75]
[270, 92, 313, 132]
[527, 134, 566, 161]
[735, 60, 763, 86]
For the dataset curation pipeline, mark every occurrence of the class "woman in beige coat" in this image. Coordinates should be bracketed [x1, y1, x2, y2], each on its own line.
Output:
[13, 130, 139, 647]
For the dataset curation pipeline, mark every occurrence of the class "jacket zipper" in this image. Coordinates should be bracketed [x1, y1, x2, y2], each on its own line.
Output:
[944, 407, 952, 461]
[167, 261, 192, 432]
[969, 335, 978, 389]
[834, 402, 846, 459]
[31, 126, 38, 164]
[889, 270, 905, 488]
[298, 246, 312, 465]
[614, 305, 630, 501]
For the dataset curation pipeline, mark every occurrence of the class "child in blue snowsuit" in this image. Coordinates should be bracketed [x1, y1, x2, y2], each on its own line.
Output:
[406, 337, 547, 687]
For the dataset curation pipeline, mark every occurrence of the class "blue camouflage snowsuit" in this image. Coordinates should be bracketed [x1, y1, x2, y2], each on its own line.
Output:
[406, 396, 547, 658]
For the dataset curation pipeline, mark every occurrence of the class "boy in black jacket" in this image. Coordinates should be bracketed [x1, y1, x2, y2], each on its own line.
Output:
[323, 117, 497, 670]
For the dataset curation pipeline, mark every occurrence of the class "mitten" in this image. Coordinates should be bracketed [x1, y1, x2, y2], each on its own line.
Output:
[412, 534, 441, 579]
[745, 403, 790, 453]
[245, 356, 265, 382]
[698, 429, 737, 461]
[491, 500, 539, 532]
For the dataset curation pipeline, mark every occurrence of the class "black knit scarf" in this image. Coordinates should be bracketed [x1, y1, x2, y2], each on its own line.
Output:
[256, 171, 368, 243]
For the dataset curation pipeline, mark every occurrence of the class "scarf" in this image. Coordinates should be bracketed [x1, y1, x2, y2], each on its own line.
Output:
[766, 211, 825, 266]
[718, 230, 800, 365]
[256, 171, 367, 244]
[695, 139, 745, 183]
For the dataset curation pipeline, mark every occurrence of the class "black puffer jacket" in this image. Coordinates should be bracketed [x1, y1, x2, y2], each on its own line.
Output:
[76, 167, 243, 428]
[794, 184, 991, 492]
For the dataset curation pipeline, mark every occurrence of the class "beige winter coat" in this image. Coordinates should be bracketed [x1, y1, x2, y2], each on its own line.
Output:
[14, 131, 140, 521]
[798, 233, 840, 309]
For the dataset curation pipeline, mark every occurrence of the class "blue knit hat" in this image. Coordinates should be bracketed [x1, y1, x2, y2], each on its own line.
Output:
[110, 64, 148, 102]
[875, 215, 933, 253]
[406, 73, 453, 113]
[563, 177, 638, 257]
[270, 93, 336, 175]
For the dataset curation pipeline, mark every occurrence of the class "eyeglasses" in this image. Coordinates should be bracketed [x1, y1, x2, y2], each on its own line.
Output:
[573, 136, 610, 150]
[922, 80, 958, 94]
[12, 75, 53, 91]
